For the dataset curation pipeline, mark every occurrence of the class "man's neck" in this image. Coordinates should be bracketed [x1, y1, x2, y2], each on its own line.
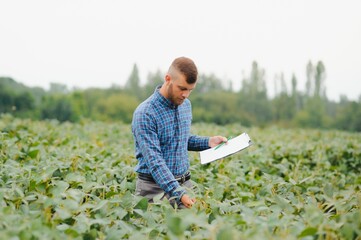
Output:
[159, 83, 168, 99]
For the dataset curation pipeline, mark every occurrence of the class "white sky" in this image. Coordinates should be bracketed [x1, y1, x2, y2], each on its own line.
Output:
[0, 0, 360, 101]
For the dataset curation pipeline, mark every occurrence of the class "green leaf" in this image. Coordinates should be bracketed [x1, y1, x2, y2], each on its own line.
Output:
[65, 173, 85, 184]
[62, 199, 79, 211]
[149, 229, 161, 239]
[91, 200, 108, 212]
[167, 216, 185, 236]
[152, 192, 165, 204]
[120, 191, 134, 210]
[24, 194, 37, 202]
[14, 187, 25, 198]
[56, 224, 69, 231]
[114, 208, 128, 220]
[134, 197, 148, 211]
[298, 227, 317, 238]
[216, 226, 235, 240]
[274, 195, 293, 213]
[51, 181, 69, 197]
[28, 149, 39, 159]
[55, 207, 72, 220]
[208, 212, 216, 224]
[289, 178, 297, 185]
[324, 183, 334, 198]
[66, 189, 84, 203]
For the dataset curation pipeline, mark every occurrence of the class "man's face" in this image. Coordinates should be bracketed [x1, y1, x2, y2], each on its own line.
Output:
[167, 73, 196, 106]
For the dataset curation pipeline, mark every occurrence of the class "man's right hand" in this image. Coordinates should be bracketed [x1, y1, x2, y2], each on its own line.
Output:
[181, 194, 196, 208]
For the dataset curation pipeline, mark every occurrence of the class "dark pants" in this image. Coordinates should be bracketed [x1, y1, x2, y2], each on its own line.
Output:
[135, 178, 193, 209]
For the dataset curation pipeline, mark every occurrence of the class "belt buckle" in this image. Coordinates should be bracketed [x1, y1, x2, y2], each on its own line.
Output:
[181, 174, 185, 183]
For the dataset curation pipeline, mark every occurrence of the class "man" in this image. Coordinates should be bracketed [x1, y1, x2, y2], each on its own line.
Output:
[131, 56, 227, 209]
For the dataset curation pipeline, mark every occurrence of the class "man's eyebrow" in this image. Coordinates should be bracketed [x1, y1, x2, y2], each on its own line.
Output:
[178, 85, 195, 90]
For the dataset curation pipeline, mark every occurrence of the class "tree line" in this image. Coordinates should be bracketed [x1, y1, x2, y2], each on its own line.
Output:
[1, 61, 360, 131]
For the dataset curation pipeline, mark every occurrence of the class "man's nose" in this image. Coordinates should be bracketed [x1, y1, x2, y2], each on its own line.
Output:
[182, 90, 191, 98]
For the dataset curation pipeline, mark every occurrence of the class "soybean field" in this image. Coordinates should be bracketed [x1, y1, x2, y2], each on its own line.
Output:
[0, 115, 360, 239]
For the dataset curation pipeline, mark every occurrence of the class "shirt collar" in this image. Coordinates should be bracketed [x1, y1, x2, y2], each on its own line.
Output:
[154, 85, 178, 109]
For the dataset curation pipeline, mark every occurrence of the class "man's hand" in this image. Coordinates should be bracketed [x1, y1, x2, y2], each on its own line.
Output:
[181, 194, 196, 208]
[208, 136, 228, 148]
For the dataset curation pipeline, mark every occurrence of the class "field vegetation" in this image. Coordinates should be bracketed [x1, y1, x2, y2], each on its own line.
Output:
[0, 115, 360, 239]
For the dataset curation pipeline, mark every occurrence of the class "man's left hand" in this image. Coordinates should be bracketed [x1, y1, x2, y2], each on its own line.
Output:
[208, 136, 228, 148]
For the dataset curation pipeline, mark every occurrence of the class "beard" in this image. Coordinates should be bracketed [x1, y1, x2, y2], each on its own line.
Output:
[167, 83, 185, 106]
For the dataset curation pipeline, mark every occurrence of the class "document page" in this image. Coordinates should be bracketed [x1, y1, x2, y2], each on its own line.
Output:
[200, 133, 252, 164]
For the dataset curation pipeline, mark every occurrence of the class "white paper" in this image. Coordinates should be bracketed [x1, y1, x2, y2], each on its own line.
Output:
[200, 133, 252, 164]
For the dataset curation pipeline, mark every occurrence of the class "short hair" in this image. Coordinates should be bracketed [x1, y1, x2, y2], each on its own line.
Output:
[169, 57, 198, 84]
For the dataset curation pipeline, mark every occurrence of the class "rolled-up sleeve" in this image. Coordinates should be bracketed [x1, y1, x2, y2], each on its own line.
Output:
[188, 135, 210, 151]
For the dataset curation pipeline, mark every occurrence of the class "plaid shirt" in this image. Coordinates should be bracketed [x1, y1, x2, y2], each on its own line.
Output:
[132, 86, 210, 200]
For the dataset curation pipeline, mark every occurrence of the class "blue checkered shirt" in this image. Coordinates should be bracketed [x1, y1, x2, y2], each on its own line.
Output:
[132, 86, 210, 201]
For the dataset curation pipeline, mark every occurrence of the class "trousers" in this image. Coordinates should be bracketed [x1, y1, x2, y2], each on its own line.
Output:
[135, 177, 193, 209]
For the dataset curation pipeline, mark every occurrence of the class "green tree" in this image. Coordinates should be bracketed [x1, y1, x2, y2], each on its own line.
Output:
[272, 73, 295, 125]
[333, 97, 361, 131]
[291, 73, 303, 111]
[125, 64, 142, 99]
[239, 61, 272, 126]
[0, 87, 14, 113]
[294, 98, 326, 128]
[49, 83, 68, 94]
[94, 93, 139, 123]
[314, 61, 326, 98]
[80, 88, 109, 119]
[41, 95, 77, 122]
[196, 73, 225, 93]
[191, 92, 242, 125]
[295, 61, 329, 128]
[13, 92, 36, 118]
[305, 61, 313, 97]
[69, 91, 89, 120]
[143, 69, 163, 99]
[0, 79, 36, 118]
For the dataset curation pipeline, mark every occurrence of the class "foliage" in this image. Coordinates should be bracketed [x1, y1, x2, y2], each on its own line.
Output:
[196, 73, 225, 94]
[94, 93, 138, 123]
[0, 77, 45, 105]
[239, 61, 272, 125]
[40, 94, 78, 122]
[124, 64, 142, 100]
[1, 61, 361, 131]
[0, 116, 360, 239]
[142, 70, 164, 100]
[191, 92, 241, 125]
[0, 81, 36, 119]
[333, 99, 361, 132]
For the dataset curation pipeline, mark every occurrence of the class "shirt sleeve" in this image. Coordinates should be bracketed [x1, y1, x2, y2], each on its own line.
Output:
[133, 111, 185, 201]
[188, 135, 210, 151]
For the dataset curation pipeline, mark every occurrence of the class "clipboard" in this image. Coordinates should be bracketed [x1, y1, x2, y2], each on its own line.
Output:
[200, 133, 252, 164]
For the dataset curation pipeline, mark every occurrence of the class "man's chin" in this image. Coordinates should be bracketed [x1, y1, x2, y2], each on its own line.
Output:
[178, 99, 185, 105]
[170, 98, 185, 106]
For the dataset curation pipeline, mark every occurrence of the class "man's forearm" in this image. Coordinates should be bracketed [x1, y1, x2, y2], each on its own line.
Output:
[188, 135, 210, 151]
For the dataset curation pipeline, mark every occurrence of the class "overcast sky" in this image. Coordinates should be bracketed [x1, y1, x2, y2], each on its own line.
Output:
[1, 0, 360, 100]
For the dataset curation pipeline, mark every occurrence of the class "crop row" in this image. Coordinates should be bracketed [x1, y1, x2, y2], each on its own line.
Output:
[0, 115, 360, 239]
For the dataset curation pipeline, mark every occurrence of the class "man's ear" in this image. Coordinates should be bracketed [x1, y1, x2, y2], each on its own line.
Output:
[165, 74, 171, 84]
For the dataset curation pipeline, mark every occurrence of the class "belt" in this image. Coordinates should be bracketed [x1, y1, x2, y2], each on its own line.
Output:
[138, 171, 191, 184]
